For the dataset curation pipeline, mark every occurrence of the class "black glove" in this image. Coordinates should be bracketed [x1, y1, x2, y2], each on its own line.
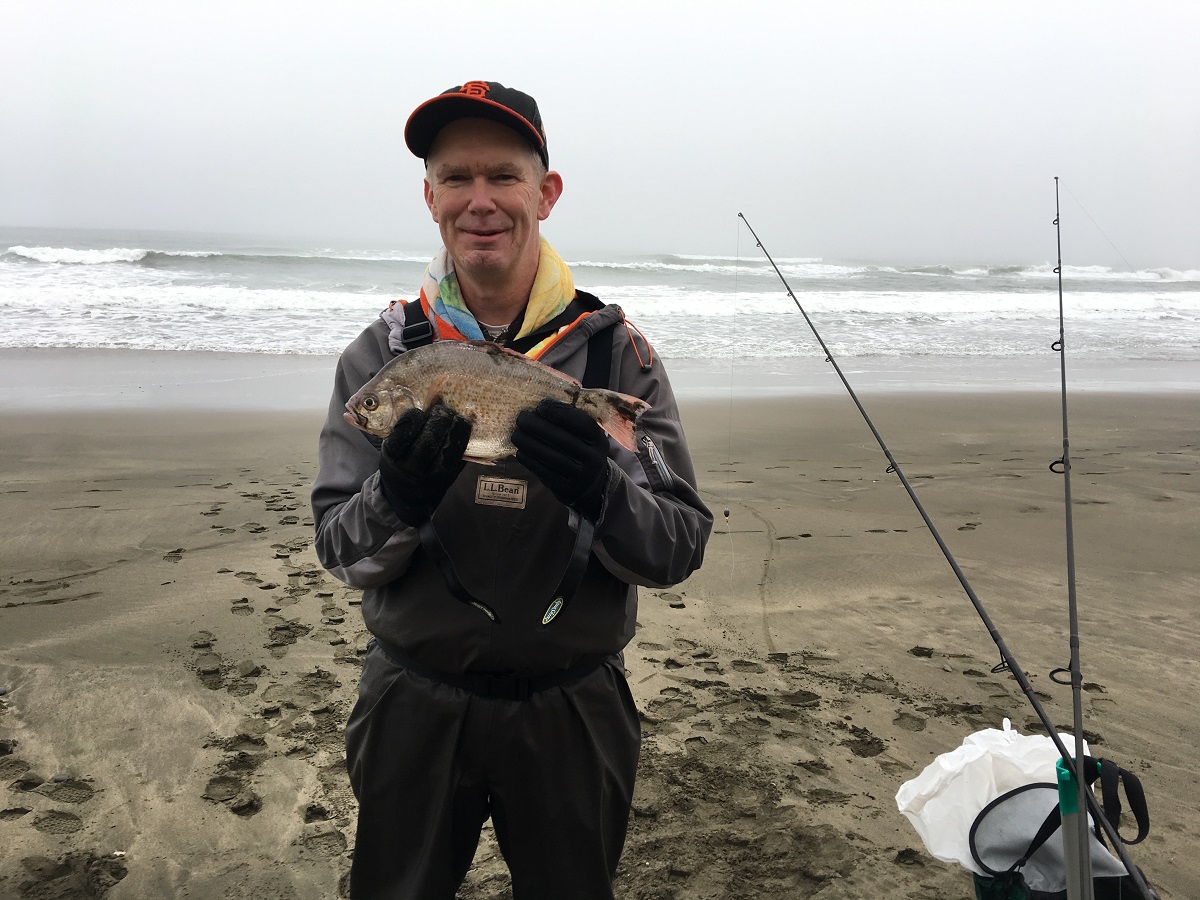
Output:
[512, 399, 611, 523]
[378, 404, 472, 526]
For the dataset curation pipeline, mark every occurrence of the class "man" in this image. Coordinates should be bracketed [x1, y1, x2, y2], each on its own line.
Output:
[311, 80, 712, 899]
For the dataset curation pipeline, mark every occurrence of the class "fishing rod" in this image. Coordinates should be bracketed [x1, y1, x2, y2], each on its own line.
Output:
[737, 211, 1154, 899]
[1049, 176, 1095, 900]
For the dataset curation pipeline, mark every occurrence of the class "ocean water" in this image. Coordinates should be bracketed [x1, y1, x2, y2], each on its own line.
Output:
[3, 227, 1198, 366]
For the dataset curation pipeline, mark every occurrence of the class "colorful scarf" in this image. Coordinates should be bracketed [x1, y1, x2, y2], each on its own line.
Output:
[415, 238, 575, 352]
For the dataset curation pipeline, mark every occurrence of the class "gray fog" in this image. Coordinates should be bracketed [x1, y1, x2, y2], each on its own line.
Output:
[3, 0, 1197, 266]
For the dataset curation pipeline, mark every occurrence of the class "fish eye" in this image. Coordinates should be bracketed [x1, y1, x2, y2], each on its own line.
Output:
[362, 395, 379, 411]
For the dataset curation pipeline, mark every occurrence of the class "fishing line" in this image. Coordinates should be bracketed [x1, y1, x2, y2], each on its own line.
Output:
[723, 220, 740, 587]
[1061, 183, 1138, 273]
[1061, 183, 1170, 316]
[738, 211, 1155, 900]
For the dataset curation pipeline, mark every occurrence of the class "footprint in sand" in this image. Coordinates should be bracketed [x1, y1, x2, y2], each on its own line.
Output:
[202, 774, 261, 816]
[265, 620, 314, 655]
[730, 660, 767, 674]
[840, 727, 886, 758]
[296, 669, 342, 704]
[16, 854, 127, 896]
[8, 768, 45, 793]
[644, 688, 702, 724]
[297, 823, 349, 858]
[195, 655, 225, 690]
[1, 752, 43, 804]
[32, 809, 84, 834]
[190, 630, 216, 649]
[802, 787, 854, 806]
[893, 711, 927, 732]
[36, 777, 96, 804]
[315, 761, 356, 823]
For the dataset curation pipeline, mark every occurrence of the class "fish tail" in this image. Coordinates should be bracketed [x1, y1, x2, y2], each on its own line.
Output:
[586, 390, 650, 453]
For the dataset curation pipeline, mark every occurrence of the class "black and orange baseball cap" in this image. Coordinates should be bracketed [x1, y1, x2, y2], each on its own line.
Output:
[405, 80, 549, 168]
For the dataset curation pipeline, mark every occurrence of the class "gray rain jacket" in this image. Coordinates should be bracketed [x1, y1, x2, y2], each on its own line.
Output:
[311, 296, 712, 676]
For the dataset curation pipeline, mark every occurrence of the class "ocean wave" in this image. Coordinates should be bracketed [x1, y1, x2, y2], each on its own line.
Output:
[2, 282, 1197, 360]
[659, 253, 823, 264]
[5, 245, 223, 265]
[10, 243, 1193, 286]
[1010, 263, 1200, 282]
[569, 258, 898, 279]
[3, 244, 432, 268]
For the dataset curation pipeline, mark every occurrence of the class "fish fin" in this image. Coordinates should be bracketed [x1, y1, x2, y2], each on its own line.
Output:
[596, 392, 651, 453]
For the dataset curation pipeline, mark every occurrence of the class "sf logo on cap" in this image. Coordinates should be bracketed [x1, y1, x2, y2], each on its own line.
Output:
[461, 81, 491, 97]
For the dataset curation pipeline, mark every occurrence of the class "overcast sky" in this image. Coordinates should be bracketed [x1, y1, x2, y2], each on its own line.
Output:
[3, 0, 1197, 266]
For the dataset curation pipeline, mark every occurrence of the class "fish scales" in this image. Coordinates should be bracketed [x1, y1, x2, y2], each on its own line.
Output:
[344, 340, 650, 462]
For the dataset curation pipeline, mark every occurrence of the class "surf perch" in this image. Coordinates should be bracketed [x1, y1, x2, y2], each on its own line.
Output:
[344, 340, 650, 462]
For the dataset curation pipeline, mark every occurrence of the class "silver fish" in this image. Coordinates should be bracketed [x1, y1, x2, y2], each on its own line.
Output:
[344, 340, 650, 462]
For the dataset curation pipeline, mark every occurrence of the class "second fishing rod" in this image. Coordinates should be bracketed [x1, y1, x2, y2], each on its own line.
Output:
[737, 211, 1153, 898]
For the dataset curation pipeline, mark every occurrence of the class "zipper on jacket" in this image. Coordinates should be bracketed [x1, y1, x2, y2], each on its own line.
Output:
[640, 435, 675, 493]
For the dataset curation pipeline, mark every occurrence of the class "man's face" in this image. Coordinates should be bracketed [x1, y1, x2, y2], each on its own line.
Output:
[423, 118, 562, 290]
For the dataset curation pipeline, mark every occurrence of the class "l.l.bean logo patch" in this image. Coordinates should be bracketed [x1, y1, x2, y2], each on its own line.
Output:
[475, 476, 527, 509]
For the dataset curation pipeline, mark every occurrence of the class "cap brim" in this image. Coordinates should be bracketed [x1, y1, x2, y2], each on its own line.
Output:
[405, 95, 546, 164]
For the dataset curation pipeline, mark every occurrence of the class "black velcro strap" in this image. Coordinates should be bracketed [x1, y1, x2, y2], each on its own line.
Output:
[372, 636, 605, 701]
[1098, 760, 1150, 845]
[1019, 803, 1064, 869]
[538, 514, 595, 627]
[581, 320, 614, 390]
[417, 520, 499, 623]
[401, 301, 434, 349]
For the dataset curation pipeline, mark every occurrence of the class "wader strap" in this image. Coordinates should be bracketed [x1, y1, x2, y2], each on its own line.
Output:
[409, 301, 619, 626]
[538, 513, 594, 627]
[417, 520, 500, 623]
[581, 318, 614, 390]
[400, 301, 435, 349]
[418, 514, 595, 627]
[371, 636, 606, 702]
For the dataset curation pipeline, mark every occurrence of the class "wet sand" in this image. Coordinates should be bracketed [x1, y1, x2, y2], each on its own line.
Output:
[1, 352, 1197, 899]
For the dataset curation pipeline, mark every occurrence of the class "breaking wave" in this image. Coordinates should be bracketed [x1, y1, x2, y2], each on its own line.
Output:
[2, 245, 431, 267]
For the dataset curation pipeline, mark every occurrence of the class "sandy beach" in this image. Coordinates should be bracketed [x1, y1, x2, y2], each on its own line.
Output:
[1, 350, 1197, 899]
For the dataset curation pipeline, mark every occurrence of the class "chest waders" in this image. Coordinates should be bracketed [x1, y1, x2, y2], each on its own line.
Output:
[398, 294, 616, 629]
